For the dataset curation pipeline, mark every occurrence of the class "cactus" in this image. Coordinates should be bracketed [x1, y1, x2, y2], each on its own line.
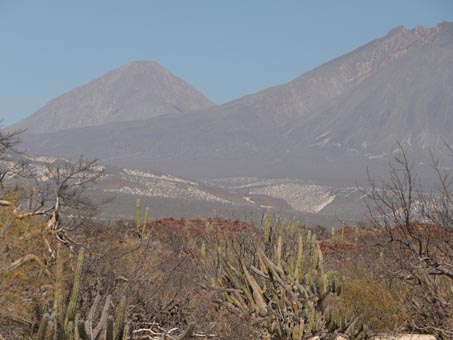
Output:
[64, 248, 84, 329]
[263, 210, 273, 246]
[275, 233, 282, 268]
[121, 325, 129, 340]
[135, 198, 150, 237]
[78, 294, 125, 340]
[113, 297, 126, 340]
[35, 313, 50, 340]
[135, 198, 141, 231]
[200, 241, 206, 266]
[54, 244, 65, 329]
[215, 219, 342, 339]
[142, 207, 149, 235]
[31, 247, 128, 340]
[294, 234, 304, 281]
[30, 247, 83, 340]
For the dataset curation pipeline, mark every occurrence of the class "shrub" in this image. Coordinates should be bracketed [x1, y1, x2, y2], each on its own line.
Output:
[0, 193, 57, 337]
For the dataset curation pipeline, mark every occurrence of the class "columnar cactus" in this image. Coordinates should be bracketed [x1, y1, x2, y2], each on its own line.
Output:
[135, 198, 150, 237]
[135, 198, 141, 231]
[33, 247, 128, 340]
[263, 211, 273, 246]
[214, 217, 342, 339]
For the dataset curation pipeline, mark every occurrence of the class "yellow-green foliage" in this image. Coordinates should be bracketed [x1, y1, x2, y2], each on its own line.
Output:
[330, 278, 406, 334]
[0, 194, 55, 320]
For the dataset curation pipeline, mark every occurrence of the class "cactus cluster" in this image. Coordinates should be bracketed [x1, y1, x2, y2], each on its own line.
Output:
[35, 247, 128, 340]
[135, 198, 149, 238]
[214, 213, 343, 339]
[77, 294, 127, 340]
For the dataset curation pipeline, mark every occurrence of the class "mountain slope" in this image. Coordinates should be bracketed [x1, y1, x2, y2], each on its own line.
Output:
[287, 23, 453, 153]
[15, 22, 453, 181]
[10, 60, 214, 133]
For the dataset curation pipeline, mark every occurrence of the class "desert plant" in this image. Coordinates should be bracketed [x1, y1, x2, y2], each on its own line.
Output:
[326, 277, 407, 338]
[0, 192, 56, 337]
[135, 198, 149, 238]
[212, 214, 343, 339]
[365, 144, 453, 338]
[33, 247, 128, 340]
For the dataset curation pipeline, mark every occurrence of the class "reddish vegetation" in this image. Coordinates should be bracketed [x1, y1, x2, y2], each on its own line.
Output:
[319, 240, 356, 253]
[390, 223, 449, 238]
[149, 217, 260, 239]
[150, 216, 255, 230]
[94, 232, 114, 242]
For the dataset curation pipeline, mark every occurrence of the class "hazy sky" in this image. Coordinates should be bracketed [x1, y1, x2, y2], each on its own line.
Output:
[1, 1, 452, 126]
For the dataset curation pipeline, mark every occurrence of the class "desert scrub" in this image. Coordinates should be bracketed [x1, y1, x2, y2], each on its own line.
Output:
[32, 246, 128, 340]
[327, 278, 407, 337]
[0, 192, 56, 326]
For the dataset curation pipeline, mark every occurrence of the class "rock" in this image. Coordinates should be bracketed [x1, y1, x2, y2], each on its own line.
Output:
[372, 334, 436, 340]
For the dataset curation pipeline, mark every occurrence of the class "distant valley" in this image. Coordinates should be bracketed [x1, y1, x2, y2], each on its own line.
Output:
[0, 154, 365, 224]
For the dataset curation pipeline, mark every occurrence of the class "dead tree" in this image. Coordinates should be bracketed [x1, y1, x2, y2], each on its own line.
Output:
[0, 128, 104, 244]
[364, 142, 453, 338]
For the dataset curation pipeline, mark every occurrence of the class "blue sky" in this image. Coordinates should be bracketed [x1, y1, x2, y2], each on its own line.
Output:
[1, 1, 452, 126]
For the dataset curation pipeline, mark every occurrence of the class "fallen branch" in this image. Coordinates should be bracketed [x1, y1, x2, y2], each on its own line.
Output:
[0, 254, 50, 276]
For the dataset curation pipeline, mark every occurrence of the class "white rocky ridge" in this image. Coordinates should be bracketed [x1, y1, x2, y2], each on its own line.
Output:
[102, 170, 230, 203]
[250, 183, 335, 213]
[123, 168, 198, 185]
[212, 177, 350, 213]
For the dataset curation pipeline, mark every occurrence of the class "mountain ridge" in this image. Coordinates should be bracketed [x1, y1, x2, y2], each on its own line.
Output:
[12, 22, 453, 182]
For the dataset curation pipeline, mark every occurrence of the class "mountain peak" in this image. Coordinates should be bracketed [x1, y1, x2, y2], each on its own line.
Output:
[384, 21, 452, 42]
[385, 25, 406, 37]
[118, 60, 166, 72]
[10, 61, 214, 133]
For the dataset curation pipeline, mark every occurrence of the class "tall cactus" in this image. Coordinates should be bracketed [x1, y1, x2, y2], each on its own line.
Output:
[263, 210, 273, 247]
[35, 313, 50, 340]
[33, 247, 128, 340]
[64, 248, 84, 329]
[135, 198, 150, 237]
[78, 294, 126, 340]
[294, 234, 304, 281]
[135, 198, 141, 231]
[115, 297, 127, 340]
[33, 247, 83, 340]
[200, 241, 207, 267]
